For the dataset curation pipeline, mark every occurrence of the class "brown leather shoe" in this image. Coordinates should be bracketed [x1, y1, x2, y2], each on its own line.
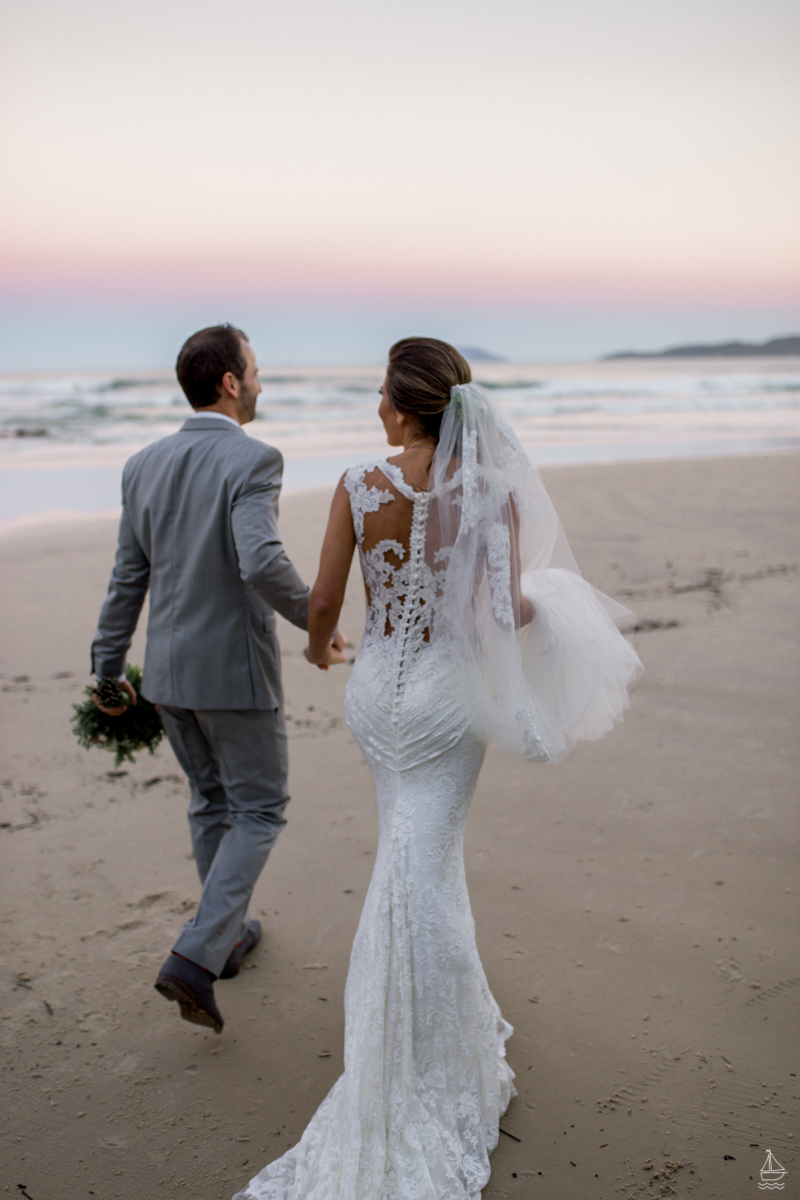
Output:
[219, 920, 262, 980]
[155, 953, 224, 1033]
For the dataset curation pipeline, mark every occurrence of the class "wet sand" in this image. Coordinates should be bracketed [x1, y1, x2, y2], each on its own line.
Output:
[1, 453, 798, 1199]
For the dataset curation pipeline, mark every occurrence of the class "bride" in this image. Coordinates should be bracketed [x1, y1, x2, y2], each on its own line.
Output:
[234, 338, 642, 1200]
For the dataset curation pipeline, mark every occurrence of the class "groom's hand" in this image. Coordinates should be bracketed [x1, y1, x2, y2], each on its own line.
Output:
[303, 635, 349, 671]
[332, 628, 349, 653]
[92, 678, 137, 716]
[320, 627, 350, 669]
[303, 646, 349, 671]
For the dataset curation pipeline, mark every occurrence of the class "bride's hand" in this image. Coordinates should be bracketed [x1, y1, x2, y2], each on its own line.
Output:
[304, 640, 349, 671]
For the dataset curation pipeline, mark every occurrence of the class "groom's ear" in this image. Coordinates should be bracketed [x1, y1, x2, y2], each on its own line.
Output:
[219, 370, 240, 400]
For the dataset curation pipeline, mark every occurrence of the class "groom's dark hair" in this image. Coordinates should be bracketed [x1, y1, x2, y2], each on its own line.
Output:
[176, 324, 249, 408]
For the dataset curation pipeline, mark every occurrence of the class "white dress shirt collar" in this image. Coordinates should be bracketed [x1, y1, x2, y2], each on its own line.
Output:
[191, 409, 241, 428]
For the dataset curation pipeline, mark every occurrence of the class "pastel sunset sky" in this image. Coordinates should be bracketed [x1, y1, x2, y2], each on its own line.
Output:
[1, 0, 798, 365]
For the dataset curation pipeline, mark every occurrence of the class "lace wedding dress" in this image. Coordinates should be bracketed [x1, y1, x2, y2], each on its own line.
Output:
[234, 459, 516, 1200]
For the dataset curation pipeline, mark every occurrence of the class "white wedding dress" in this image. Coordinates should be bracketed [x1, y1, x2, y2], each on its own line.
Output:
[234, 459, 516, 1200]
[235, 382, 642, 1200]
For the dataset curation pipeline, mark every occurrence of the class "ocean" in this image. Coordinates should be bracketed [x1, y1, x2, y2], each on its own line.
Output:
[1, 357, 798, 525]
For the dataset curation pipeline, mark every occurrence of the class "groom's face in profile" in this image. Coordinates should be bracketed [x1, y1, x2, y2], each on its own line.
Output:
[235, 340, 262, 423]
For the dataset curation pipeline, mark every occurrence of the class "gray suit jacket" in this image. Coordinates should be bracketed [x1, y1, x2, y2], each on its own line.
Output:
[91, 415, 310, 709]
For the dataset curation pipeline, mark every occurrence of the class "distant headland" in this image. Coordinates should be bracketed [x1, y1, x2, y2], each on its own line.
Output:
[604, 334, 800, 360]
[457, 346, 507, 363]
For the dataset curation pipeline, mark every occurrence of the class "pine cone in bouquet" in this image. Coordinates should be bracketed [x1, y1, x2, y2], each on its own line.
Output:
[71, 664, 165, 768]
[94, 676, 128, 709]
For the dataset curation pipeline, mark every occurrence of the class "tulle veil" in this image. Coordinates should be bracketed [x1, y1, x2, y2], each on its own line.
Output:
[426, 382, 643, 764]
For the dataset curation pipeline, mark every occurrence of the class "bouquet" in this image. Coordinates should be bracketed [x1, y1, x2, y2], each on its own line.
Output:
[71, 664, 165, 767]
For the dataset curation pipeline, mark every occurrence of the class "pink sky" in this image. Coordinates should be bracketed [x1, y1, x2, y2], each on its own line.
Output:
[2, 251, 798, 310]
[1, 0, 798, 313]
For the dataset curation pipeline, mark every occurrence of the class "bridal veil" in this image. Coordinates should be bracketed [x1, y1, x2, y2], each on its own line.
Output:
[426, 382, 643, 764]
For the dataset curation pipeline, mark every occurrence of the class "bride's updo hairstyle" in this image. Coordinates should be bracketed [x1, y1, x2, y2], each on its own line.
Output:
[386, 338, 471, 441]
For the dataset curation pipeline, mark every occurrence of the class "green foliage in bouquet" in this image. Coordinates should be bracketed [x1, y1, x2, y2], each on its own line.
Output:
[71, 664, 164, 767]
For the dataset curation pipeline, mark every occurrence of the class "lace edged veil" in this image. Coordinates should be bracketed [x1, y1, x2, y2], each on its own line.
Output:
[427, 383, 643, 763]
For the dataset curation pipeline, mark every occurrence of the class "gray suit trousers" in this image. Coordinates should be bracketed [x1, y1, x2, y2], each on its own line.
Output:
[159, 705, 289, 976]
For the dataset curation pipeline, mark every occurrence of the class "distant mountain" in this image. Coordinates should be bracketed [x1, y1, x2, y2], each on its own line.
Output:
[604, 334, 800, 360]
[457, 346, 507, 362]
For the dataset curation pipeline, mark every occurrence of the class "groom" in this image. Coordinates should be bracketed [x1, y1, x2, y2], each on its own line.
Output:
[90, 324, 345, 1033]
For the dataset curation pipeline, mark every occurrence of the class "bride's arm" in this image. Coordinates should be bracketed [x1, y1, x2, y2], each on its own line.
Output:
[305, 477, 357, 669]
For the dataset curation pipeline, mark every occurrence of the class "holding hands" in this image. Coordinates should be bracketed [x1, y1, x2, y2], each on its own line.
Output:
[304, 628, 349, 670]
[303, 474, 358, 671]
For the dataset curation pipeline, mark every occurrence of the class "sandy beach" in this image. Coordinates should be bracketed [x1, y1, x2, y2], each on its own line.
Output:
[1, 452, 798, 1200]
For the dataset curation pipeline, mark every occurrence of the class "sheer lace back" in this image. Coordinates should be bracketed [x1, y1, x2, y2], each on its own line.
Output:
[344, 460, 443, 669]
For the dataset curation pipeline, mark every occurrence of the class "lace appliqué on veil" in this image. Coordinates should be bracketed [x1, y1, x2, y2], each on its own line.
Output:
[486, 522, 514, 627]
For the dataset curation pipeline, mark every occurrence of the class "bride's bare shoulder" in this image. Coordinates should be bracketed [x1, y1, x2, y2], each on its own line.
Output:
[342, 460, 393, 493]
[384, 447, 434, 494]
